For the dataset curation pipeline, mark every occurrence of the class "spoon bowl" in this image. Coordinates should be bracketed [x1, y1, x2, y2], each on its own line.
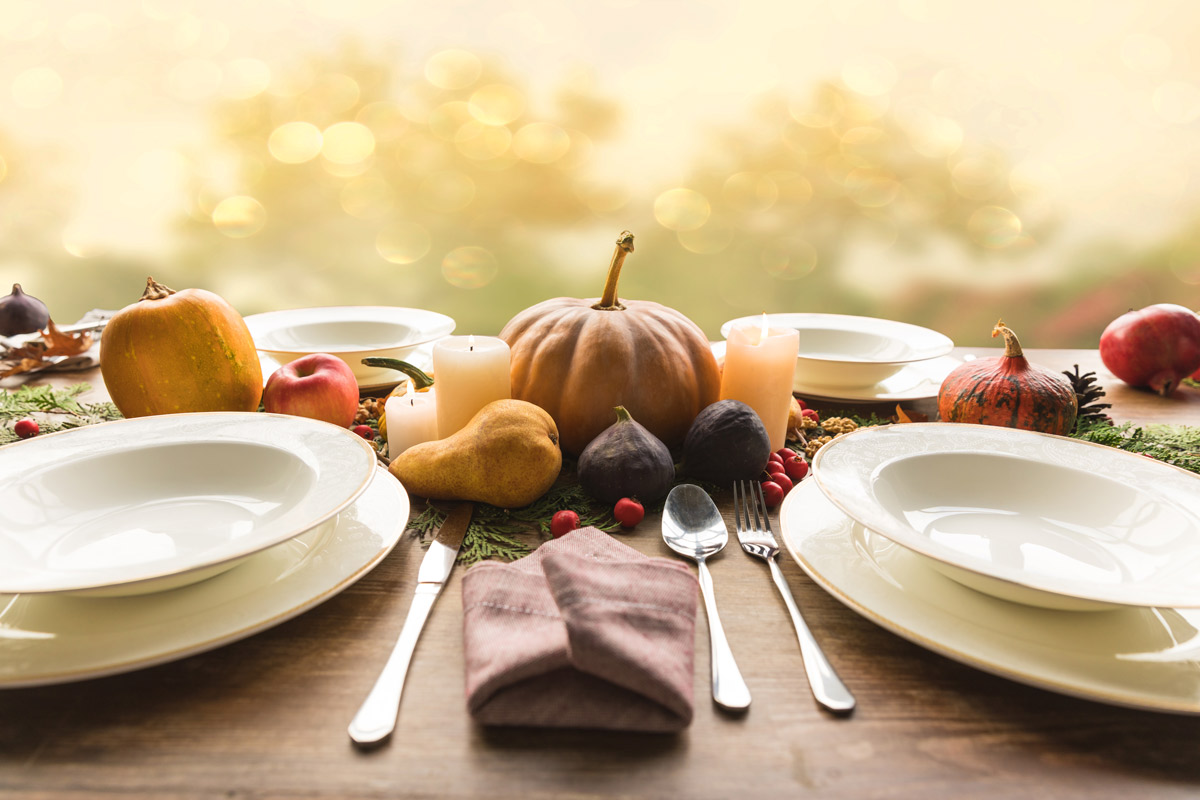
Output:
[663, 485, 729, 561]
[662, 484, 751, 711]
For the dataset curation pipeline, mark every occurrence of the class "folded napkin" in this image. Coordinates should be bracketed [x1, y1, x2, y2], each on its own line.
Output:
[462, 527, 698, 733]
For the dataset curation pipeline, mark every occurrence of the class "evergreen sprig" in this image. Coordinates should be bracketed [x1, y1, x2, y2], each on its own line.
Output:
[0, 384, 122, 445]
[1072, 418, 1200, 473]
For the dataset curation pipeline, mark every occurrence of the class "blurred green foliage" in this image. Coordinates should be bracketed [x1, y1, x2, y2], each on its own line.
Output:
[2, 46, 1198, 347]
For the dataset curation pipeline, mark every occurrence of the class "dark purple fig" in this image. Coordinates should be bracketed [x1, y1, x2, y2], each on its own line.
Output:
[577, 406, 675, 505]
[681, 400, 771, 486]
[0, 284, 50, 336]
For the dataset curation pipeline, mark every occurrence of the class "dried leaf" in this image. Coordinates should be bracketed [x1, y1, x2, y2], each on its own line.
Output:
[894, 405, 928, 424]
[40, 320, 94, 357]
[0, 358, 45, 378]
[0, 320, 94, 376]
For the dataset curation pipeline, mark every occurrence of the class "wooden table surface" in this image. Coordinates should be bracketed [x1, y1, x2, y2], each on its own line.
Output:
[4, 349, 1200, 799]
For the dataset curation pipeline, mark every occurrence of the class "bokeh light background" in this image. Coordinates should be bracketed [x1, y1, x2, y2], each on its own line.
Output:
[3, 0, 1200, 346]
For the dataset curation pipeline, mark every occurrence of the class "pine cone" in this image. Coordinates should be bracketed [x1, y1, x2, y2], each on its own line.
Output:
[1063, 364, 1112, 427]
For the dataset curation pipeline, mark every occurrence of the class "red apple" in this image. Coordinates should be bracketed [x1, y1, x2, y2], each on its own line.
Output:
[263, 353, 359, 428]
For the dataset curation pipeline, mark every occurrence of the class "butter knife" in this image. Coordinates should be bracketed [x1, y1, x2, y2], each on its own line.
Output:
[348, 501, 474, 746]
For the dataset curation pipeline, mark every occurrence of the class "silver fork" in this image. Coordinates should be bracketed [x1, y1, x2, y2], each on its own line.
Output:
[733, 480, 855, 714]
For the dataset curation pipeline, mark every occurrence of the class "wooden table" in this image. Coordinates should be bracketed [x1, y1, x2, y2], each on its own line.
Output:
[3, 349, 1200, 799]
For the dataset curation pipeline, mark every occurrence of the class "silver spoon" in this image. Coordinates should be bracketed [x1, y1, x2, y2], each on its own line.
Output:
[662, 483, 752, 711]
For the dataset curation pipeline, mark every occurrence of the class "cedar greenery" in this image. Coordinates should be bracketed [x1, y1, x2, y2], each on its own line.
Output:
[0, 384, 122, 445]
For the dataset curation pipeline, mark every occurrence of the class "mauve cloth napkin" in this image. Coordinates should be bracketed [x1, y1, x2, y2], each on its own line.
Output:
[462, 527, 698, 733]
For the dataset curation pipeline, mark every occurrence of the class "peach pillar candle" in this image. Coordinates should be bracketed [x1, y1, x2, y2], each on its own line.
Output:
[432, 335, 512, 438]
[719, 315, 800, 451]
[384, 383, 438, 456]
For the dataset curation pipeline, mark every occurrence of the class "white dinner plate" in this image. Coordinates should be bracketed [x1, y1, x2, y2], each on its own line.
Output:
[710, 342, 958, 401]
[246, 306, 454, 386]
[814, 423, 1200, 610]
[780, 479, 1200, 715]
[0, 466, 407, 688]
[0, 413, 377, 596]
[720, 313, 953, 389]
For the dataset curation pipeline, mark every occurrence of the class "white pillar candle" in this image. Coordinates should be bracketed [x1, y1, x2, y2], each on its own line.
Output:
[385, 384, 439, 456]
[719, 315, 800, 451]
[432, 335, 512, 438]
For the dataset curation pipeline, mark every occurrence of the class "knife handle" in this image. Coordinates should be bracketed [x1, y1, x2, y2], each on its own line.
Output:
[348, 583, 440, 746]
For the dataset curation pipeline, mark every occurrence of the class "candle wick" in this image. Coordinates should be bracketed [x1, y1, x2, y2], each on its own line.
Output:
[469, 345, 474, 352]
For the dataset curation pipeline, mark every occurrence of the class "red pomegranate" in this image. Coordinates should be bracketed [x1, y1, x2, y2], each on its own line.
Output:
[1099, 304, 1200, 395]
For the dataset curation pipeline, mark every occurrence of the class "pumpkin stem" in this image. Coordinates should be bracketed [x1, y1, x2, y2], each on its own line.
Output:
[593, 231, 635, 311]
[361, 357, 435, 390]
[991, 319, 1023, 358]
[140, 276, 177, 302]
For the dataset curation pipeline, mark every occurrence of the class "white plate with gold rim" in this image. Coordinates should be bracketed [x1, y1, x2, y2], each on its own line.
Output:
[247, 306, 453, 387]
[0, 466, 407, 688]
[813, 423, 1200, 610]
[780, 479, 1200, 715]
[720, 313, 953, 389]
[0, 413, 377, 597]
[710, 342, 958, 402]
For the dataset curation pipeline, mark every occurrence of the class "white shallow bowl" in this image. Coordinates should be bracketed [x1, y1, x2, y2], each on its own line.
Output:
[0, 412, 377, 596]
[720, 313, 953, 389]
[0, 465, 407, 688]
[245, 306, 455, 386]
[813, 423, 1200, 610]
[780, 480, 1200, 716]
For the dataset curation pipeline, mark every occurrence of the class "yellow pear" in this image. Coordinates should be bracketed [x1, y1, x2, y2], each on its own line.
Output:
[389, 399, 562, 508]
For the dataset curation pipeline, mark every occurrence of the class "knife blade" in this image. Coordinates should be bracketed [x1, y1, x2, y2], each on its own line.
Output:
[348, 501, 474, 747]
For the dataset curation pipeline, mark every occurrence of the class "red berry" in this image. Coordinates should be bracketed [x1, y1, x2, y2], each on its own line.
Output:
[14, 418, 38, 439]
[766, 461, 787, 477]
[795, 398, 807, 410]
[774, 447, 793, 460]
[351, 424, 375, 440]
[770, 472, 794, 494]
[760, 480, 784, 508]
[768, 451, 784, 465]
[801, 408, 820, 422]
[782, 453, 809, 481]
[550, 510, 580, 538]
[613, 497, 645, 528]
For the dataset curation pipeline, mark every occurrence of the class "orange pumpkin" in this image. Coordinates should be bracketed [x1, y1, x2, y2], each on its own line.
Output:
[101, 277, 263, 417]
[500, 232, 720, 456]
